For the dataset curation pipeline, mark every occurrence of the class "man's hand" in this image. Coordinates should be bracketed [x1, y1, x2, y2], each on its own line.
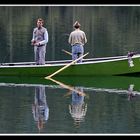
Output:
[31, 40, 41, 46]
[34, 42, 40, 46]
[31, 40, 36, 46]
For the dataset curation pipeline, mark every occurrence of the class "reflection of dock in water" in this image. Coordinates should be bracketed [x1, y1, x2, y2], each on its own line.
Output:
[0, 76, 140, 103]
[0, 80, 140, 98]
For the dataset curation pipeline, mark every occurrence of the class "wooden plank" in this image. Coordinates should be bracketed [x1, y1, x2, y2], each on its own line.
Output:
[45, 52, 89, 79]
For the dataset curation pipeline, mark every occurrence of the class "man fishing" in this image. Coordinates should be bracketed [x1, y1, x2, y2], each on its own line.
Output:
[68, 21, 87, 63]
[31, 18, 49, 65]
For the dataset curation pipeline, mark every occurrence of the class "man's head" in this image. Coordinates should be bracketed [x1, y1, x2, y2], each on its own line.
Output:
[37, 18, 44, 28]
[73, 21, 81, 29]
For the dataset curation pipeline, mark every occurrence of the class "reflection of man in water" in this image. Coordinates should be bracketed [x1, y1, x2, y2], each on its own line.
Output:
[128, 84, 136, 101]
[69, 87, 87, 126]
[32, 85, 49, 132]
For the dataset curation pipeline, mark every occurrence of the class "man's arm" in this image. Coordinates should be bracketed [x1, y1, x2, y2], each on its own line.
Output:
[39, 30, 49, 45]
[31, 29, 36, 45]
[83, 32, 87, 44]
[68, 33, 72, 44]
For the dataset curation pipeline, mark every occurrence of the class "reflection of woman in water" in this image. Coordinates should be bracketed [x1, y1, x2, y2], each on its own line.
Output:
[69, 87, 87, 126]
[32, 85, 49, 132]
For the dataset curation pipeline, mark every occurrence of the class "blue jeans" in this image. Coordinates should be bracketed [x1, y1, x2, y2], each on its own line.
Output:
[72, 44, 84, 63]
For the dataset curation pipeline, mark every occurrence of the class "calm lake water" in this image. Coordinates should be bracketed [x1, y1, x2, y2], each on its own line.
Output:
[0, 76, 140, 135]
[1, 5, 140, 135]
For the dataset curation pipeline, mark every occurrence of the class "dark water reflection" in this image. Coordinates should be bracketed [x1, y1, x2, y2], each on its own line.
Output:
[0, 76, 140, 134]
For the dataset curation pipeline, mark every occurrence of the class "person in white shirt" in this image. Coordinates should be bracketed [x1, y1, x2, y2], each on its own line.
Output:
[31, 18, 49, 65]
